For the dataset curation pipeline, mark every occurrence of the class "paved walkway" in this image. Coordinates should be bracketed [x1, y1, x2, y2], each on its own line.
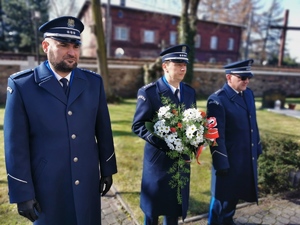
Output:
[101, 186, 138, 225]
[267, 108, 300, 119]
[102, 186, 300, 225]
[181, 192, 300, 225]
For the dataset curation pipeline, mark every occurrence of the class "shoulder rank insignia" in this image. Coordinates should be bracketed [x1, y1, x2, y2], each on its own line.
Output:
[138, 95, 146, 101]
[7, 86, 13, 94]
[143, 82, 155, 89]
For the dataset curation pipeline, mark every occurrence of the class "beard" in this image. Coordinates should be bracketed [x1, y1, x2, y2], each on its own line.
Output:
[48, 51, 78, 73]
[52, 60, 78, 73]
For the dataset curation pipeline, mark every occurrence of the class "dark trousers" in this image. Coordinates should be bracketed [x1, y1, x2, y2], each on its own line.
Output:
[144, 215, 178, 225]
[207, 197, 238, 225]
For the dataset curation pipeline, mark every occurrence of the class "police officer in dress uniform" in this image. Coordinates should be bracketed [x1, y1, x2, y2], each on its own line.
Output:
[206, 59, 262, 225]
[132, 44, 196, 225]
[4, 16, 117, 225]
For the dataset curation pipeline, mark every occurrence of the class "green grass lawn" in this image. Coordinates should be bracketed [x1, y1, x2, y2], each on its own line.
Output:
[0, 98, 300, 224]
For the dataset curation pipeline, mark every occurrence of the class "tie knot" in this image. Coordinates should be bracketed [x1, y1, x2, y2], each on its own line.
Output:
[60, 78, 68, 86]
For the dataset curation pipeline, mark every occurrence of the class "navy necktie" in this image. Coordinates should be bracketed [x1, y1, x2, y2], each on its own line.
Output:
[60, 78, 68, 95]
[174, 89, 180, 103]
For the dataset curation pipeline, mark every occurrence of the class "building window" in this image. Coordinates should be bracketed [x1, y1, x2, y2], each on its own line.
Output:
[118, 10, 124, 18]
[209, 57, 216, 63]
[143, 30, 155, 43]
[114, 26, 129, 41]
[171, 17, 177, 25]
[195, 34, 201, 48]
[210, 36, 218, 50]
[228, 38, 234, 50]
[226, 58, 232, 64]
[170, 31, 177, 45]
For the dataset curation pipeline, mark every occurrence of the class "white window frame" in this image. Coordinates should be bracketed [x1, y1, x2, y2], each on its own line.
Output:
[195, 34, 201, 48]
[170, 31, 177, 45]
[114, 26, 129, 41]
[226, 58, 232, 64]
[210, 36, 218, 50]
[209, 57, 216, 63]
[143, 30, 155, 43]
[228, 38, 234, 50]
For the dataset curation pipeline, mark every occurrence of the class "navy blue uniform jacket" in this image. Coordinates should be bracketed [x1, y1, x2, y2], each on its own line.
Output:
[207, 83, 262, 202]
[132, 77, 196, 220]
[4, 62, 117, 225]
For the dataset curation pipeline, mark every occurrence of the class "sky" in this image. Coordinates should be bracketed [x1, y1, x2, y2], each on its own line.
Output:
[76, 0, 300, 62]
[265, 0, 300, 62]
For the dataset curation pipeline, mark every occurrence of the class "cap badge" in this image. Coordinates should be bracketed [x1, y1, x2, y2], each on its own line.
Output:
[67, 19, 75, 28]
[182, 46, 186, 52]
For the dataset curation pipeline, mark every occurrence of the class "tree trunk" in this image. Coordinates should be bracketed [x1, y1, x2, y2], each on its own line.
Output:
[179, 0, 200, 84]
[91, 0, 114, 101]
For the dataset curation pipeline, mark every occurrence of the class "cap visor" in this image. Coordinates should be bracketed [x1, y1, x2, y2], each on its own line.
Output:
[170, 59, 189, 64]
[49, 36, 81, 45]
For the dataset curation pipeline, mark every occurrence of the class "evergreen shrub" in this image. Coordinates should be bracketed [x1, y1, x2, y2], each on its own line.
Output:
[258, 134, 300, 195]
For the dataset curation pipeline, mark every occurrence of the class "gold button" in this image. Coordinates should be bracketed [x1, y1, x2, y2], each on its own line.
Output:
[71, 134, 76, 139]
[73, 157, 78, 162]
[68, 111, 73, 116]
[75, 180, 80, 185]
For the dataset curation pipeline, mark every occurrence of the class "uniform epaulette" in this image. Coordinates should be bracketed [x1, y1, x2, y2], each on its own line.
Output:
[142, 82, 155, 90]
[182, 82, 195, 91]
[11, 69, 33, 79]
[214, 89, 223, 95]
[79, 68, 100, 77]
[182, 82, 192, 88]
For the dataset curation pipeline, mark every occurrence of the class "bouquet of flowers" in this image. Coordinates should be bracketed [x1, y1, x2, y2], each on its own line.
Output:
[147, 96, 219, 204]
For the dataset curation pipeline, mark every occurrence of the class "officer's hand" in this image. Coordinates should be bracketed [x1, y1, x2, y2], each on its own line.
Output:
[215, 169, 228, 176]
[153, 136, 170, 152]
[100, 176, 113, 196]
[17, 199, 41, 222]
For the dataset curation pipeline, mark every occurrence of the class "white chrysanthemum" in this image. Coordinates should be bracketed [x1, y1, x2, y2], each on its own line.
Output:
[158, 106, 170, 119]
[185, 124, 197, 139]
[190, 139, 199, 147]
[191, 127, 204, 144]
[164, 112, 173, 119]
[154, 120, 170, 137]
[174, 139, 184, 152]
[166, 133, 178, 143]
[166, 141, 175, 150]
[198, 125, 204, 134]
[182, 108, 202, 122]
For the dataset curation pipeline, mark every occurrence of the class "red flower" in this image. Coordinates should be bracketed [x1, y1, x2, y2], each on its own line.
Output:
[177, 122, 182, 129]
[170, 127, 176, 133]
[172, 109, 178, 116]
[199, 110, 206, 118]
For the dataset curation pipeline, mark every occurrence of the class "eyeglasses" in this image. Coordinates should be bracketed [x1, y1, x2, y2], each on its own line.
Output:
[231, 74, 251, 81]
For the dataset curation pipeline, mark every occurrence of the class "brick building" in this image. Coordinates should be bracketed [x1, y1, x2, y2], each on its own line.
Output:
[78, 1, 244, 64]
